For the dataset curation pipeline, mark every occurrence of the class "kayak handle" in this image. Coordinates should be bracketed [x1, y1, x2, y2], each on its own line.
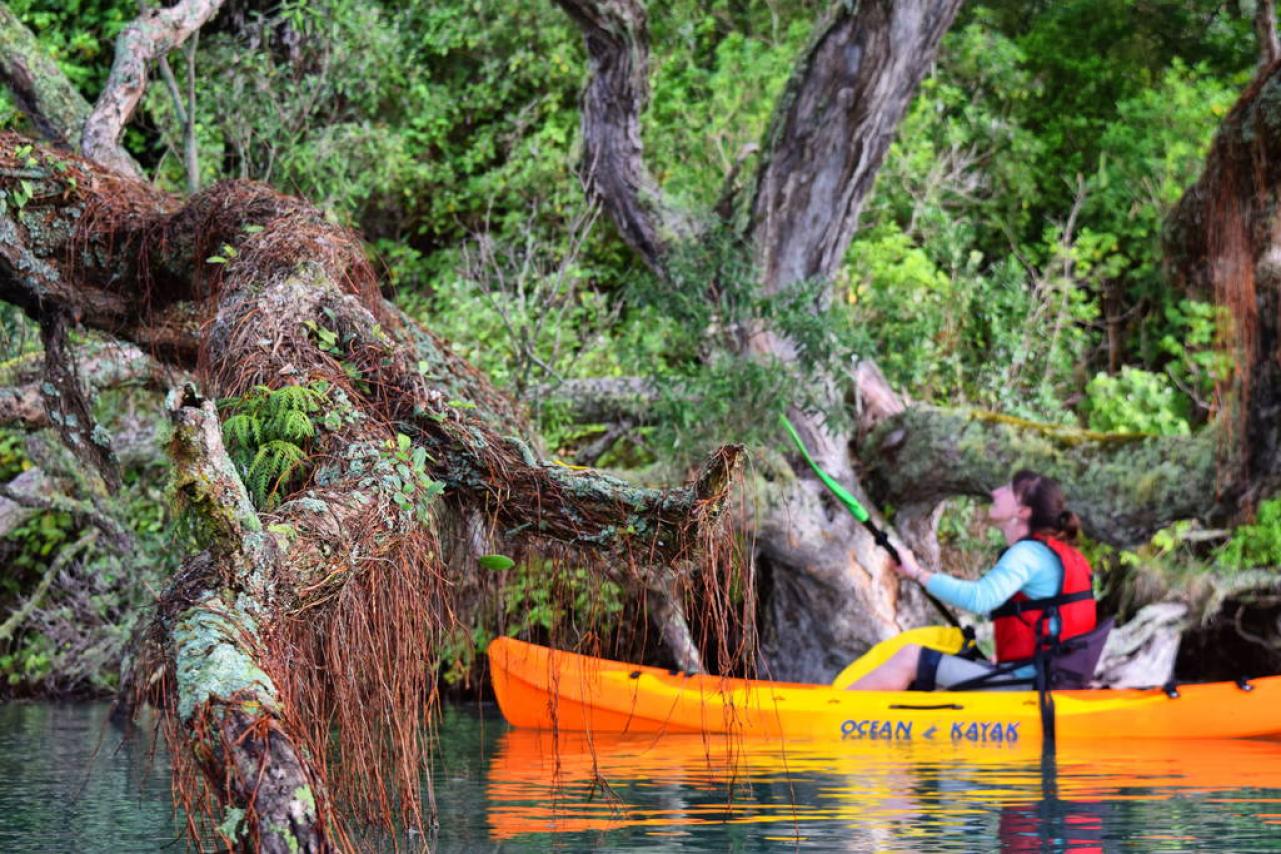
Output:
[888, 703, 964, 710]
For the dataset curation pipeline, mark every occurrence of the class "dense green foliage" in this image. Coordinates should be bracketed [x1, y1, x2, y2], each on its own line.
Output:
[1, 0, 1278, 693]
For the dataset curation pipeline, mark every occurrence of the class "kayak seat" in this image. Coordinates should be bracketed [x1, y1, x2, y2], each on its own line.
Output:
[1047, 616, 1114, 689]
[947, 616, 1115, 692]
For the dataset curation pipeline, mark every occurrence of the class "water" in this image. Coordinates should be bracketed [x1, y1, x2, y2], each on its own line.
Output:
[2, 701, 1281, 851]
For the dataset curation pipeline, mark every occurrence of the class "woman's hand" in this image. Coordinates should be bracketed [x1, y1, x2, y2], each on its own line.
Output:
[895, 551, 931, 586]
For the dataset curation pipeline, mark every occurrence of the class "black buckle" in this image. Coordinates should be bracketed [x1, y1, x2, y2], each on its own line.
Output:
[1162, 680, 1180, 699]
[1236, 676, 1254, 692]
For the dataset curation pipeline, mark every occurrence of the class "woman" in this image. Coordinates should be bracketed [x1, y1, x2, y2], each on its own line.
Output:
[847, 469, 1097, 691]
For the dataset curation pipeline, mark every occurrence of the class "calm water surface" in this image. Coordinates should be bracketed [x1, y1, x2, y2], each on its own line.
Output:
[2, 701, 1280, 851]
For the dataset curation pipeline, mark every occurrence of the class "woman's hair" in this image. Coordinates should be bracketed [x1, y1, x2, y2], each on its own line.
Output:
[1011, 469, 1082, 541]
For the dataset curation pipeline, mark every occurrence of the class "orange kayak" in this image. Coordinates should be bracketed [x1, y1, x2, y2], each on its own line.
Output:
[488, 636, 1281, 742]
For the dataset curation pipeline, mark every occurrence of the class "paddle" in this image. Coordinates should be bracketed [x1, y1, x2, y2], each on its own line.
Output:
[780, 414, 1059, 747]
[778, 413, 961, 629]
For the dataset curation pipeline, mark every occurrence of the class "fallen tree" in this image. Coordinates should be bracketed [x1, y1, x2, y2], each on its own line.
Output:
[0, 134, 746, 848]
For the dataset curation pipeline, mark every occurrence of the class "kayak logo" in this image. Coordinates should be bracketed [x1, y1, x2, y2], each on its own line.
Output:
[950, 721, 1019, 743]
[840, 719, 913, 740]
[840, 718, 1020, 743]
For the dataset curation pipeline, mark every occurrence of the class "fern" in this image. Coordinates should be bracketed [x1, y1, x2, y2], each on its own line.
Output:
[272, 409, 315, 443]
[219, 381, 330, 510]
[222, 413, 262, 451]
[266, 384, 323, 418]
[247, 441, 308, 509]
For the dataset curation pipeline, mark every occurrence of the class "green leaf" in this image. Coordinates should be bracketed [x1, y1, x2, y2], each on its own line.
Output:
[217, 807, 246, 841]
[478, 554, 515, 571]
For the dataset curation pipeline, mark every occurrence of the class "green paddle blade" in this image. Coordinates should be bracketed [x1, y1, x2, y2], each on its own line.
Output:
[779, 414, 870, 523]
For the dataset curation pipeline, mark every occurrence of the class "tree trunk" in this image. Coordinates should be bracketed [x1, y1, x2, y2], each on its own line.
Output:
[1165, 60, 1281, 506]
[557, 0, 969, 682]
[0, 5, 91, 148]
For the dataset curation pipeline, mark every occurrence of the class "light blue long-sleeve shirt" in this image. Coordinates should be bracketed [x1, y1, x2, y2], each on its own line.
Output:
[924, 540, 1061, 615]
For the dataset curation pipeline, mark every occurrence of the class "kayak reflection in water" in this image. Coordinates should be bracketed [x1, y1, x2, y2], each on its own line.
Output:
[846, 469, 1102, 692]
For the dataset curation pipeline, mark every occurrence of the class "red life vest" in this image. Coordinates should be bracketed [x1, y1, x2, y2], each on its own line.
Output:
[991, 533, 1097, 664]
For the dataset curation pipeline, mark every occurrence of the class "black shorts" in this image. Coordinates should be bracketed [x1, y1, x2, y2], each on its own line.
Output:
[913, 647, 1033, 691]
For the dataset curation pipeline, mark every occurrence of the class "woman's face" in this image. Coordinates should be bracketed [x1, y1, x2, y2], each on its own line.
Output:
[988, 483, 1023, 524]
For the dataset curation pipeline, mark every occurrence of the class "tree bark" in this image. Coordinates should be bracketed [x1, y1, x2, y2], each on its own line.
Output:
[554, 0, 690, 273]
[0, 4, 92, 148]
[81, 0, 225, 178]
[1257, 0, 1280, 69]
[747, 0, 965, 289]
[1165, 61, 1281, 505]
[39, 312, 120, 490]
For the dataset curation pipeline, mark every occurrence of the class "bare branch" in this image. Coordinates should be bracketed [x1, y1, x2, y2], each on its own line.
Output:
[184, 34, 199, 192]
[573, 419, 633, 467]
[40, 312, 121, 490]
[0, 339, 175, 429]
[748, 0, 964, 289]
[0, 467, 54, 539]
[81, 0, 225, 177]
[0, 531, 95, 644]
[555, 0, 690, 273]
[647, 583, 704, 673]
[539, 376, 658, 423]
[1258, 0, 1280, 69]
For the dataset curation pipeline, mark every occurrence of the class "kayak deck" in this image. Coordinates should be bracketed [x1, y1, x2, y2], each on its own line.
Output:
[488, 636, 1281, 743]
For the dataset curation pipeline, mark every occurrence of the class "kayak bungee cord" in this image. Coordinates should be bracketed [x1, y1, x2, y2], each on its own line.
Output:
[778, 413, 961, 629]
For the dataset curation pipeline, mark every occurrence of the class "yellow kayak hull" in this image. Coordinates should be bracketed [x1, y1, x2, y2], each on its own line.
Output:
[488, 636, 1281, 742]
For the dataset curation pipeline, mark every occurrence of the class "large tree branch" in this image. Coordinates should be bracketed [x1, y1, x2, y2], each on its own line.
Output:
[163, 389, 330, 852]
[863, 406, 1218, 547]
[3, 131, 746, 839]
[555, 0, 690, 273]
[0, 4, 92, 148]
[81, 0, 225, 178]
[747, 0, 963, 289]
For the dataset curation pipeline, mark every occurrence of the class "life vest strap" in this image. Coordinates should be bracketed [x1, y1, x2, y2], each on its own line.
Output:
[989, 588, 1093, 619]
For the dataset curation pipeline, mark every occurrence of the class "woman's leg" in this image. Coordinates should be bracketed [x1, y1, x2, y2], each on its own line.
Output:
[845, 644, 922, 690]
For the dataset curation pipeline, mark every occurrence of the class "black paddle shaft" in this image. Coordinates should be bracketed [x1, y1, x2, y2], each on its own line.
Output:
[860, 519, 962, 630]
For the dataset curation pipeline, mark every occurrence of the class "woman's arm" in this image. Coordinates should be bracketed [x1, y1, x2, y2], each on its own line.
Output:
[900, 542, 1046, 615]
